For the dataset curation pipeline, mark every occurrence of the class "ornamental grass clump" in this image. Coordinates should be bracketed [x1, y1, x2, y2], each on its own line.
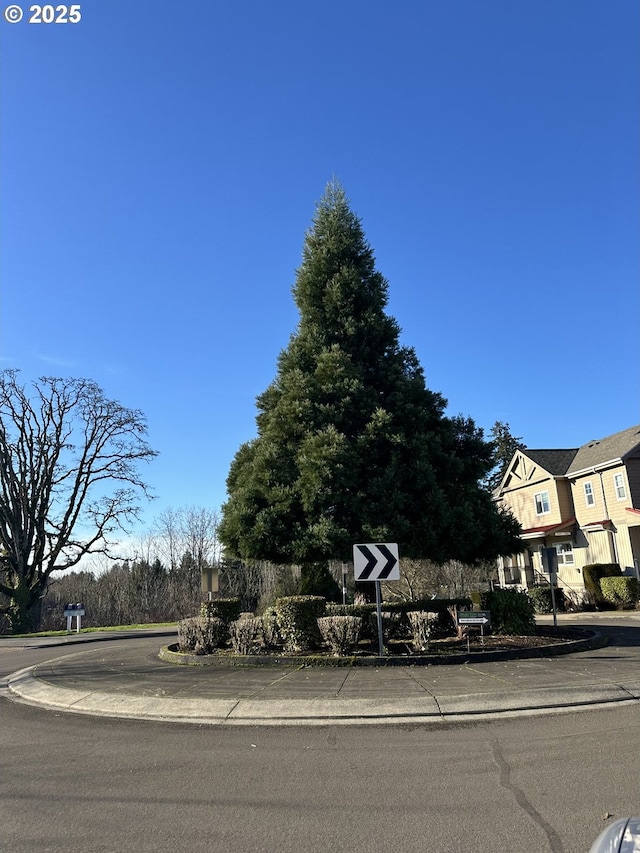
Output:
[317, 615, 362, 656]
[229, 616, 263, 655]
[407, 610, 436, 653]
[178, 616, 227, 654]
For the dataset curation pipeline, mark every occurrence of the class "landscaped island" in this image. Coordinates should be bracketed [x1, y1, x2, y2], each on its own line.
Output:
[161, 591, 603, 666]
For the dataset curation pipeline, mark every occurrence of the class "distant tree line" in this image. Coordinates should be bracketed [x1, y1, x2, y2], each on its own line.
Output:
[3, 544, 499, 635]
[0, 505, 221, 632]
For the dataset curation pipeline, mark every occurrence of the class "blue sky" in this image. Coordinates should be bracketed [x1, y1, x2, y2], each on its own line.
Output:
[1, 1, 638, 533]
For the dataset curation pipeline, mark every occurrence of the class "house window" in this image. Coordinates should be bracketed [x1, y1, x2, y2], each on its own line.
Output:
[584, 481, 595, 507]
[555, 542, 574, 565]
[614, 473, 627, 500]
[534, 490, 550, 515]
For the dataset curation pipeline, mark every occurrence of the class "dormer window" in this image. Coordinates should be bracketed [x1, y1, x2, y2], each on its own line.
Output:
[534, 491, 550, 515]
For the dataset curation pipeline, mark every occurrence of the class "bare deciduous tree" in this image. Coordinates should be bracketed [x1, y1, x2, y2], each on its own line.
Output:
[382, 559, 495, 602]
[153, 506, 220, 573]
[0, 370, 157, 632]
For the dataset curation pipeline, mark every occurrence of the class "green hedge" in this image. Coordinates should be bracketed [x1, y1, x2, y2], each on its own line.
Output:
[480, 589, 536, 635]
[178, 616, 227, 654]
[600, 576, 639, 609]
[200, 598, 242, 625]
[274, 595, 326, 652]
[527, 585, 566, 614]
[583, 564, 621, 607]
[326, 598, 471, 636]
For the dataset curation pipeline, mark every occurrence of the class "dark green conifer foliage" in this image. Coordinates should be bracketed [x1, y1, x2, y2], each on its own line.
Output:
[485, 421, 526, 493]
[219, 183, 520, 567]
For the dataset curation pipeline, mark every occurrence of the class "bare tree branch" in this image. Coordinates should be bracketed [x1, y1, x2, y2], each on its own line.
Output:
[0, 370, 157, 631]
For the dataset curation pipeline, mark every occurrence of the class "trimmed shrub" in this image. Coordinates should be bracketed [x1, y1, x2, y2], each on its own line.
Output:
[407, 610, 437, 652]
[200, 597, 242, 625]
[317, 615, 362, 656]
[480, 589, 536, 635]
[178, 616, 227, 654]
[380, 610, 403, 641]
[275, 595, 326, 652]
[229, 616, 263, 655]
[582, 564, 622, 607]
[326, 602, 377, 640]
[600, 576, 639, 609]
[326, 598, 469, 637]
[261, 609, 280, 648]
[527, 585, 566, 614]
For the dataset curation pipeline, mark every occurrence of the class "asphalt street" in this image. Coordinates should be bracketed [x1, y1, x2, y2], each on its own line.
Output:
[2, 612, 640, 725]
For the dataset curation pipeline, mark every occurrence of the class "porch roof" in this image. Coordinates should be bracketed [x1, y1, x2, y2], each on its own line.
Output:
[520, 518, 576, 540]
[581, 519, 613, 531]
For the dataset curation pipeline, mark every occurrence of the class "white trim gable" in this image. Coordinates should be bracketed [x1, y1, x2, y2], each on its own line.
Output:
[496, 450, 553, 496]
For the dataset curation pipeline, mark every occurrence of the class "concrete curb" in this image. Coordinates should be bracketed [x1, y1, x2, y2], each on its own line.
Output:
[7, 668, 640, 726]
[7, 651, 640, 727]
[4, 619, 637, 727]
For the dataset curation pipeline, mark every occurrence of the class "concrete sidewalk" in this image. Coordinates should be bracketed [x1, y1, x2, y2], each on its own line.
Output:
[4, 613, 640, 726]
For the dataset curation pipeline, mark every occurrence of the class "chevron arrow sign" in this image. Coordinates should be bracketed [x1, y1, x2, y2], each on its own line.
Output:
[353, 543, 400, 581]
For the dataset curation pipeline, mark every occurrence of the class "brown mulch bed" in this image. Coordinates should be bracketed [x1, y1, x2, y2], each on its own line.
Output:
[365, 629, 577, 656]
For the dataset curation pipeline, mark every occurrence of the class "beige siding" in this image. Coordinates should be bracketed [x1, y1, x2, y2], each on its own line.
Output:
[572, 465, 635, 526]
[571, 475, 605, 525]
[500, 479, 566, 529]
[556, 479, 574, 520]
[556, 562, 582, 589]
[499, 454, 575, 529]
[602, 466, 631, 524]
[584, 529, 616, 564]
[614, 526, 635, 572]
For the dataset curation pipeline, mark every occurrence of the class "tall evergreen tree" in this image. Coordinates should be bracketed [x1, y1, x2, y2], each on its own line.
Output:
[219, 183, 520, 568]
[485, 421, 526, 493]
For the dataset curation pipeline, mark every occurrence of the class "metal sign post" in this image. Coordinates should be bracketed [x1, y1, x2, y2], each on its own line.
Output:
[374, 580, 384, 657]
[353, 543, 400, 658]
[458, 611, 491, 653]
[543, 547, 559, 628]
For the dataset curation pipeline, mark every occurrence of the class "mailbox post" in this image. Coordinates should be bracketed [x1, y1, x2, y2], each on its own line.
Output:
[64, 602, 85, 633]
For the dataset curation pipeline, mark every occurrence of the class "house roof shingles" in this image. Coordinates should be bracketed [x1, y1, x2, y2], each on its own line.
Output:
[566, 424, 640, 475]
[522, 449, 579, 476]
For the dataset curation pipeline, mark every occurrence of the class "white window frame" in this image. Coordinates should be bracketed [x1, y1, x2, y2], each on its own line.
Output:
[534, 490, 550, 515]
[555, 542, 574, 566]
[613, 473, 627, 500]
[583, 480, 595, 507]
